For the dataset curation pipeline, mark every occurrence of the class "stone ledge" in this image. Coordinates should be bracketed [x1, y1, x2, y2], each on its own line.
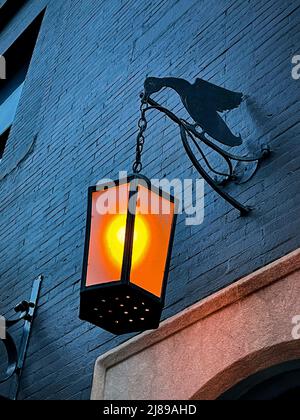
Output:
[92, 249, 300, 400]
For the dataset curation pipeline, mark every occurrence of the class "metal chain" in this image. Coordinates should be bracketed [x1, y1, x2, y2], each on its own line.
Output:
[132, 99, 148, 174]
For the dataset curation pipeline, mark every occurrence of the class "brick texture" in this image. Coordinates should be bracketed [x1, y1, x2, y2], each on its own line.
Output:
[0, 0, 300, 400]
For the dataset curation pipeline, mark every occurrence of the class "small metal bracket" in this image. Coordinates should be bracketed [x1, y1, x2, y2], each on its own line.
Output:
[214, 146, 271, 186]
[0, 276, 42, 400]
[234, 146, 271, 185]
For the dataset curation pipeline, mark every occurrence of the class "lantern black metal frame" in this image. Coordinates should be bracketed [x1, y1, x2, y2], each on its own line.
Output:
[80, 174, 178, 335]
[0, 276, 42, 400]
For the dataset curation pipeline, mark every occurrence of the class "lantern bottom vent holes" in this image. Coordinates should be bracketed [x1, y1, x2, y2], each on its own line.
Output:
[80, 284, 163, 335]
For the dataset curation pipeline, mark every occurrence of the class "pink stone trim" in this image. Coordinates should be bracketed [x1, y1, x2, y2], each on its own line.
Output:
[91, 249, 300, 400]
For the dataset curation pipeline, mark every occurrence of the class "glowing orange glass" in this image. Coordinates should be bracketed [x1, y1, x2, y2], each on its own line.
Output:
[131, 185, 175, 297]
[86, 180, 175, 298]
[86, 184, 129, 287]
[105, 214, 150, 271]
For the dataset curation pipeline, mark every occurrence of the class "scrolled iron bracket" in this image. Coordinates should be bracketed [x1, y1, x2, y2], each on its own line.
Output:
[0, 276, 42, 400]
[137, 80, 271, 216]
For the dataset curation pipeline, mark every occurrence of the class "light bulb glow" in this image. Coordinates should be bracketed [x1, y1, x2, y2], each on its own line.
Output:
[105, 214, 149, 269]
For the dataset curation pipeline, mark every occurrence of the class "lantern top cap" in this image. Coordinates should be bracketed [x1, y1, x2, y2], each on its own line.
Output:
[93, 174, 179, 205]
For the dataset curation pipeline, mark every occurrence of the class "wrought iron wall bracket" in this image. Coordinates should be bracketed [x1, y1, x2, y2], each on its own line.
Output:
[0, 276, 42, 400]
[138, 93, 271, 216]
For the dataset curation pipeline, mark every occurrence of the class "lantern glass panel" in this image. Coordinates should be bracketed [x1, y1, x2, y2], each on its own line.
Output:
[130, 185, 176, 297]
[86, 183, 130, 287]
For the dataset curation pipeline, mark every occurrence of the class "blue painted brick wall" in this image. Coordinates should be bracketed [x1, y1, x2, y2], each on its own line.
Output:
[0, 0, 300, 400]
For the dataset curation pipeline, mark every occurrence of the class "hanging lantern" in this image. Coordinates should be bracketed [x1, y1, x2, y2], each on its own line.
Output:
[79, 74, 272, 335]
[80, 175, 178, 335]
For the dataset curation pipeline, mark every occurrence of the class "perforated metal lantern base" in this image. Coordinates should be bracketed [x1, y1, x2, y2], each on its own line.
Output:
[80, 283, 162, 335]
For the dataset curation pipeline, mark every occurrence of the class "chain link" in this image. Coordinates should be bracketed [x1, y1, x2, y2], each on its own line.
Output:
[133, 99, 148, 174]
